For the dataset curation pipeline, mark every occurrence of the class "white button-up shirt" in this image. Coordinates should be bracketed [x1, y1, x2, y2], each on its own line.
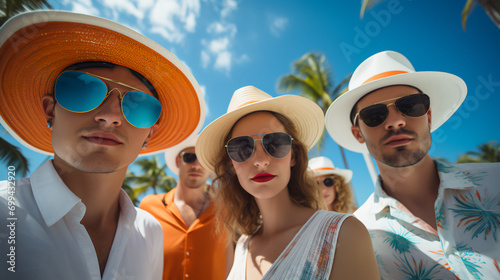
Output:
[0, 161, 163, 280]
[355, 160, 500, 279]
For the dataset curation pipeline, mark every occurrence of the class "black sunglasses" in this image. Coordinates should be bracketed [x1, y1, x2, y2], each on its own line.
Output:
[317, 177, 335, 187]
[180, 152, 197, 164]
[354, 93, 430, 127]
[225, 132, 293, 163]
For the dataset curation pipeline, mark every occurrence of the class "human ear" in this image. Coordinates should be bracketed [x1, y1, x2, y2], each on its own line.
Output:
[290, 149, 296, 167]
[42, 95, 56, 129]
[427, 108, 432, 129]
[141, 124, 159, 150]
[176, 155, 181, 168]
[351, 125, 365, 144]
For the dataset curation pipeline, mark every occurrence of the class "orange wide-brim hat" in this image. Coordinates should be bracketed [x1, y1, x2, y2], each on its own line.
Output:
[0, 10, 205, 156]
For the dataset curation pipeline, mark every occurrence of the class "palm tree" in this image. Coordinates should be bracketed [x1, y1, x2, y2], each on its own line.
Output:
[360, 0, 500, 31]
[122, 156, 176, 205]
[457, 141, 500, 163]
[1, 0, 53, 177]
[1, 0, 52, 26]
[1, 129, 29, 177]
[277, 52, 351, 168]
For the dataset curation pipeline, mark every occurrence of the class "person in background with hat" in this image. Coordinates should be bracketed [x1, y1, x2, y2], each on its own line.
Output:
[139, 135, 230, 280]
[0, 10, 205, 280]
[196, 86, 379, 279]
[308, 156, 356, 214]
[325, 50, 500, 279]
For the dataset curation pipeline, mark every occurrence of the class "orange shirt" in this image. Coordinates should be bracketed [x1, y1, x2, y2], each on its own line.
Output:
[139, 189, 227, 280]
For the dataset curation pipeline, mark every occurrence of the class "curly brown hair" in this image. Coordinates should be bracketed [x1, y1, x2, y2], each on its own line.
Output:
[212, 111, 321, 241]
[329, 174, 355, 213]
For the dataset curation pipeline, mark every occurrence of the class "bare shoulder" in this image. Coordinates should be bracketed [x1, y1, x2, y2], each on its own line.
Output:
[330, 216, 380, 280]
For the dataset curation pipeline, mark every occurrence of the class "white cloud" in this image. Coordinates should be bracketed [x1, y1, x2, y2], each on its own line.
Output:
[270, 16, 289, 37]
[207, 22, 236, 37]
[220, 0, 238, 18]
[208, 37, 229, 53]
[201, 50, 211, 68]
[148, 0, 200, 42]
[70, 0, 100, 16]
[214, 51, 231, 72]
[201, 19, 242, 74]
[185, 12, 197, 32]
[150, 26, 185, 43]
[102, 0, 144, 20]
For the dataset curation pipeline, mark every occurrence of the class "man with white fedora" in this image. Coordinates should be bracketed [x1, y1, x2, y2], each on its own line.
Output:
[0, 10, 205, 280]
[325, 50, 500, 279]
[308, 156, 355, 213]
[139, 135, 229, 280]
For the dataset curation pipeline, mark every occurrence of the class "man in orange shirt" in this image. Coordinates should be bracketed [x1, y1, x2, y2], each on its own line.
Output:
[140, 135, 228, 280]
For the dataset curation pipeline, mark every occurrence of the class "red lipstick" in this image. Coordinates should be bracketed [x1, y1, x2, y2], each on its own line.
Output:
[251, 173, 276, 183]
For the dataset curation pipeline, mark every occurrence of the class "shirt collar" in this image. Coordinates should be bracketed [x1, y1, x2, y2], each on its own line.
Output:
[369, 159, 475, 215]
[370, 176, 396, 214]
[435, 159, 476, 191]
[31, 161, 138, 228]
[118, 189, 137, 228]
[31, 160, 82, 227]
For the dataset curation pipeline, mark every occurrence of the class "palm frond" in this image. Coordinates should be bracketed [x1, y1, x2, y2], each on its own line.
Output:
[462, 0, 478, 30]
[1, 0, 52, 26]
[0, 137, 29, 177]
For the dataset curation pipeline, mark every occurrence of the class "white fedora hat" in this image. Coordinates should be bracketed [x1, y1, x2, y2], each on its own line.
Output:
[325, 51, 467, 153]
[197, 86, 324, 173]
[308, 156, 353, 182]
[164, 135, 199, 175]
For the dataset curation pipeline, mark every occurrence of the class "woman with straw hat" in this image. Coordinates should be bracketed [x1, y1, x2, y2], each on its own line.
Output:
[309, 156, 356, 213]
[196, 86, 379, 279]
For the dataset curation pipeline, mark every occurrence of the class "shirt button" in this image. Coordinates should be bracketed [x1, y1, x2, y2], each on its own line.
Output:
[186, 251, 190, 256]
[185, 274, 189, 278]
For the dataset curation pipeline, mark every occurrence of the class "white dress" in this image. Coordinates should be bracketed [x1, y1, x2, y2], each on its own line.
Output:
[227, 210, 351, 280]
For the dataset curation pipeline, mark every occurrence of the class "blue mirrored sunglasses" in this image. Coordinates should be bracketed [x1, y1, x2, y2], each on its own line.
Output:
[54, 71, 162, 128]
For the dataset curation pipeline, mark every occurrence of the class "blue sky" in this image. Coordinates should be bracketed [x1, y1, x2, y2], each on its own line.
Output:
[1, 0, 499, 206]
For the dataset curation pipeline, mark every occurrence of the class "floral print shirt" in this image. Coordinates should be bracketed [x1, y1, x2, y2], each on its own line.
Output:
[354, 160, 500, 279]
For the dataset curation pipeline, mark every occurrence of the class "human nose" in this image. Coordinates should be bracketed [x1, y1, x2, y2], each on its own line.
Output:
[252, 140, 270, 167]
[94, 91, 123, 128]
[383, 104, 406, 130]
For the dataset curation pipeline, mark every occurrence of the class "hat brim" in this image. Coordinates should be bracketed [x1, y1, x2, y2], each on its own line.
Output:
[197, 95, 324, 173]
[164, 136, 198, 175]
[325, 71, 467, 153]
[312, 168, 353, 183]
[0, 10, 205, 156]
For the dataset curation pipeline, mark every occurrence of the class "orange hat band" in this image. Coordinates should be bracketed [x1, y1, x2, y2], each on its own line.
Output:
[237, 100, 260, 108]
[312, 167, 336, 172]
[362, 70, 408, 85]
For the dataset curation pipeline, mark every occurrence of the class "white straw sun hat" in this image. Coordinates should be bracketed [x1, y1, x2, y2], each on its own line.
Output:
[325, 50, 467, 153]
[164, 135, 199, 175]
[196, 86, 324, 173]
[308, 156, 353, 183]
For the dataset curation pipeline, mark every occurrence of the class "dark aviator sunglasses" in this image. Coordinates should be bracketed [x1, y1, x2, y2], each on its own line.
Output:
[225, 132, 293, 163]
[353, 93, 430, 127]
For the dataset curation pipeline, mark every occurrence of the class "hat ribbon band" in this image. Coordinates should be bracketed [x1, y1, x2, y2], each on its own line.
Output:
[312, 167, 336, 171]
[362, 70, 408, 85]
[237, 100, 260, 108]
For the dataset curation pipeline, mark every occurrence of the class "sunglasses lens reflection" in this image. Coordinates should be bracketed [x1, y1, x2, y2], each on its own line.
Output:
[226, 132, 292, 162]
